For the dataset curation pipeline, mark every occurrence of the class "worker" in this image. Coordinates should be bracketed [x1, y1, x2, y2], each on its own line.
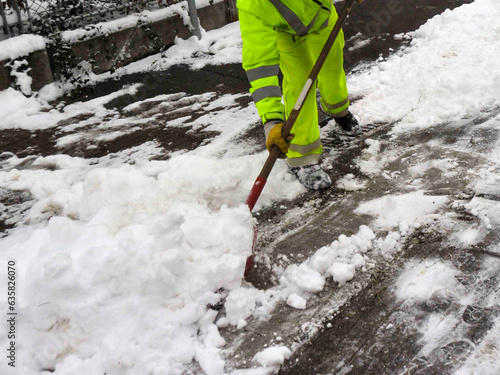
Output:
[237, 0, 360, 191]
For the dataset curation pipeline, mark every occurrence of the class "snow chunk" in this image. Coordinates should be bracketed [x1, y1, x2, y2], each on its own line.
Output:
[326, 263, 356, 286]
[286, 263, 325, 293]
[287, 294, 307, 310]
[254, 346, 292, 367]
[225, 288, 260, 325]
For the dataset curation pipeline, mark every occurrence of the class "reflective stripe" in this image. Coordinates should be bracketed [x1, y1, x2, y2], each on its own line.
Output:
[320, 17, 329, 28]
[287, 153, 321, 167]
[252, 86, 282, 103]
[289, 138, 322, 154]
[323, 97, 349, 111]
[246, 64, 280, 82]
[330, 108, 349, 118]
[268, 0, 320, 37]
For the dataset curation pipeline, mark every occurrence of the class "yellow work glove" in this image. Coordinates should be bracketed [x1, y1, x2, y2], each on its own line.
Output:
[264, 121, 295, 159]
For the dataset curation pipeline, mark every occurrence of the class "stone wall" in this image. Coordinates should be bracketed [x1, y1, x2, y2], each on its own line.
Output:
[71, 1, 237, 74]
[0, 48, 53, 92]
[0, 0, 238, 92]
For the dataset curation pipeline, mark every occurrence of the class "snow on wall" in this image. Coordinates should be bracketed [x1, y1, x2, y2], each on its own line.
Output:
[62, 0, 224, 43]
[0, 35, 46, 62]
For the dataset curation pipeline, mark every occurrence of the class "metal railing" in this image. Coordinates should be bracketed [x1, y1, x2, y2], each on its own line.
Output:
[0, 0, 26, 37]
[1, 0, 190, 39]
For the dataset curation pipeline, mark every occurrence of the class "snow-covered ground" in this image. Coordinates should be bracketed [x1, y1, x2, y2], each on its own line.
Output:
[1, 0, 500, 374]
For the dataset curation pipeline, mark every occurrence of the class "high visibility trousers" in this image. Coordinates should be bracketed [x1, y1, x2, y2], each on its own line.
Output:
[277, 11, 349, 167]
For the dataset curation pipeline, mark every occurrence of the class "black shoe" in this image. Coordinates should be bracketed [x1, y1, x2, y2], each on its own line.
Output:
[318, 99, 362, 134]
[289, 164, 332, 191]
[335, 111, 362, 134]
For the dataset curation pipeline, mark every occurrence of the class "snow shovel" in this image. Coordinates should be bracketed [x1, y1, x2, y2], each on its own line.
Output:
[244, 0, 363, 276]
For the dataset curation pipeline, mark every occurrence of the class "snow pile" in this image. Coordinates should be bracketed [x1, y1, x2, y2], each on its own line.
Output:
[0, 34, 46, 61]
[0, 88, 46, 129]
[349, 0, 500, 133]
[326, 263, 356, 287]
[0, 154, 258, 374]
[284, 226, 375, 293]
[225, 287, 261, 327]
[223, 226, 377, 326]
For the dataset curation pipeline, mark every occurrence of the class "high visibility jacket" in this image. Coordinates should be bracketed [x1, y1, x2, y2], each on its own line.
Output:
[237, 0, 334, 124]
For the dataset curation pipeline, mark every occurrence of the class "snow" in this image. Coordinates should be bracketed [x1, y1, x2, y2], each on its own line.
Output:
[0, 34, 46, 61]
[253, 346, 292, 367]
[0, 78, 303, 374]
[0, 84, 141, 130]
[112, 21, 243, 75]
[220, 225, 378, 326]
[395, 259, 461, 302]
[456, 319, 500, 375]
[349, 0, 500, 135]
[326, 263, 356, 287]
[418, 313, 461, 357]
[287, 294, 307, 310]
[285, 263, 325, 293]
[62, 0, 224, 43]
[1, 0, 500, 372]
[354, 139, 386, 176]
[0, 168, 254, 373]
[225, 288, 260, 326]
[8, 59, 33, 96]
[355, 191, 449, 229]
[456, 227, 481, 246]
[335, 173, 366, 191]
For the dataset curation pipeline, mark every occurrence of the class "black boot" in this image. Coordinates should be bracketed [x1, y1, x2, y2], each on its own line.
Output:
[335, 111, 362, 134]
[319, 99, 362, 134]
[289, 164, 332, 191]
